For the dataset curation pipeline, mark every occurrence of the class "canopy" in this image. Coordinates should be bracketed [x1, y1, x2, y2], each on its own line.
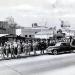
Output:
[35, 34, 53, 39]
[35, 30, 53, 39]
[0, 34, 8, 37]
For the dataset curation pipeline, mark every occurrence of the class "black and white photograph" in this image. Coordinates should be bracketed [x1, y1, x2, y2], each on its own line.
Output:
[0, 0, 75, 75]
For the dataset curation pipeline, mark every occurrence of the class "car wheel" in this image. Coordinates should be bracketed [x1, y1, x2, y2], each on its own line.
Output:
[52, 50, 58, 55]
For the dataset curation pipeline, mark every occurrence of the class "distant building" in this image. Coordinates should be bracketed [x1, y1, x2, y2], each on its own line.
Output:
[35, 30, 54, 39]
[0, 21, 16, 35]
[16, 26, 49, 38]
[35, 27, 56, 39]
[16, 26, 57, 40]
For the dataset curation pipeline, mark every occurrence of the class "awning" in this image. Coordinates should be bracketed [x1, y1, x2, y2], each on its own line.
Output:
[5, 34, 17, 38]
[35, 34, 53, 39]
[0, 34, 8, 37]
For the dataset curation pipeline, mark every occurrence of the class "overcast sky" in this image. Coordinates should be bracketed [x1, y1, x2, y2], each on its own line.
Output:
[0, 0, 75, 29]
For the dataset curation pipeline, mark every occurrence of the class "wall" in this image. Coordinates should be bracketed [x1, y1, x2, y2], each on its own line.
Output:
[0, 21, 16, 34]
[16, 27, 49, 38]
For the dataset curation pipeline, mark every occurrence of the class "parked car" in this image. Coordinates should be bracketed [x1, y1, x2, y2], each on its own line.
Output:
[46, 42, 73, 55]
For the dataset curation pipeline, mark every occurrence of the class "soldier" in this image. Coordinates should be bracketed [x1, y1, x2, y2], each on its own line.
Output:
[17, 41, 21, 57]
[6, 44, 9, 57]
[40, 40, 46, 54]
[10, 42, 15, 58]
[4, 44, 6, 56]
[13, 40, 18, 57]
[24, 42, 28, 55]
[22, 41, 25, 53]
[33, 41, 38, 55]
[28, 41, 31, 55]
[1, 44, 5, 58]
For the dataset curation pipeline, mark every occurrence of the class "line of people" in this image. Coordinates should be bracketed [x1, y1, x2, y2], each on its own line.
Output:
[0, 40, 47, 59]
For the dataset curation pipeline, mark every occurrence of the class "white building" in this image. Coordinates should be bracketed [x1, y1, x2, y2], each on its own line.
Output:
[16, 26, 49, 38]
[35, 28, 56, 39]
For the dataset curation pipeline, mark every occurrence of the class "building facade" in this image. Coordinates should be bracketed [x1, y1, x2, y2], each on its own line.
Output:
[35, 28, 56, 39]
[0, 21, 16, 35]
[16, 26, 57, 40]
[16, 26, 49, 38]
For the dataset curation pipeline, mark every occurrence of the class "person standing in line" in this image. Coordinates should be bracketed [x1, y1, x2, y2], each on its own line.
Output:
[37, 41, 42, 54]
[24, 42, 28, 55]
[13, 40, 18, 57]
[33, 41, 36, 55]
[7, 41, 11, 53]
[3, 44, 6, 56]
[1, 44, 5, 58]
[33, 41, 38, 55]
[20, 40, 23, 53]
[17, 40, 21, 57]
[40, 40, 45, 54]
[6, 44, 9, 58]
[10, 42, 15, 58]
[28, 41, 31, 55]
[22, 41, 25, 53]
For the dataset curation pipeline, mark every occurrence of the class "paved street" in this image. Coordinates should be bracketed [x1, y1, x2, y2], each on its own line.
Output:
[0, 53, 75, 75]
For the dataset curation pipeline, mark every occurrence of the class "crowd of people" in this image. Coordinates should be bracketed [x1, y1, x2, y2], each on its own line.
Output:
[0, 37, 72, 59]
[0, 39, 47, 59]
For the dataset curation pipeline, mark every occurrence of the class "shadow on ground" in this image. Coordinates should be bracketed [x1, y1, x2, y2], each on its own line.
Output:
[1, 51, 75, 61]
[0, 53, 47, 61]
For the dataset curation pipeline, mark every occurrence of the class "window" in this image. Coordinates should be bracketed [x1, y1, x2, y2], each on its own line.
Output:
[61, 43, 70, 46]
[25, 35, 27, 37]
[61, 43, 66, 46]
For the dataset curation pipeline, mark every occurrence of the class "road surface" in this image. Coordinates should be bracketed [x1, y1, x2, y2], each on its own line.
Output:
[0, 53, 75, 75]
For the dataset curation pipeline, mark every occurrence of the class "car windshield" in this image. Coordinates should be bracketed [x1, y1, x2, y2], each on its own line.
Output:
[55, 42, 61, 46]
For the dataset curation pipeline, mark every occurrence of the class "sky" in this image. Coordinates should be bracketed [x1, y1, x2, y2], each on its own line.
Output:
[0, 0, 75, 29]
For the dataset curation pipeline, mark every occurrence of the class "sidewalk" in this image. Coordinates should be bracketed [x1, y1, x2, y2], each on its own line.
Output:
[0, 51, 47, 61]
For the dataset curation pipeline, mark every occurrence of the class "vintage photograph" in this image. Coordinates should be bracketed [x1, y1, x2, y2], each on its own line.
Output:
[0, 0, 75, 75]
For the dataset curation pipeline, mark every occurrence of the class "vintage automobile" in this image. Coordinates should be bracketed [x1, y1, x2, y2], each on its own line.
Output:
[46, 42, 73, 55]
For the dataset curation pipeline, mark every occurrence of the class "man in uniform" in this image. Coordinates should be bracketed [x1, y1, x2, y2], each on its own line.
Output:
[6, 44, 9, 57]
[33, 41, 38, 55]
[13, 40, 18, 57]
[1, 44, 5, 58]
[28, 41, 31, 55]
[40, 40, 46, 54]
[10, 42, 15, 58]
[24, 42, 28, 55]
[17, 40, 21, 57]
